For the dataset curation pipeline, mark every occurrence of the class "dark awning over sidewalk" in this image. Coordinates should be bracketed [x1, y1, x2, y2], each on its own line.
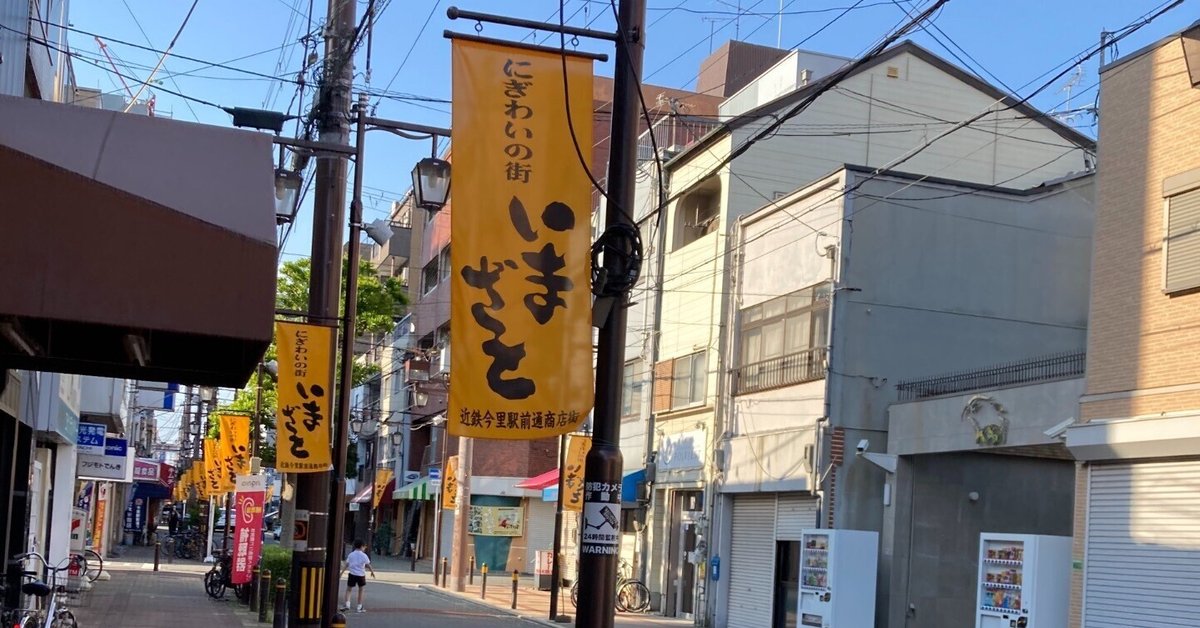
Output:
[0, 95, 277, 386]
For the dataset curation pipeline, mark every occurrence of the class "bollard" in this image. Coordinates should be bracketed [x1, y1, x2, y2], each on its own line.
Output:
[258, 569, 271, 623]
[511, 570, 519, 609]
[330, 611, 347, 628]
[249, 566, 260, 612]
[481, 563, 488, 599]
[469, 555, 475, 585]
[410, 544, 416, 572]
[271, 579, 286, 628]
[153, 542, 160, 572]
[166, 537, 174, 564]
[441, 557, 448, 588]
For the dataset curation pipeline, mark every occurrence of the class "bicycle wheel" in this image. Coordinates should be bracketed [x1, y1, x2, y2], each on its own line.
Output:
[50, 609, 77, 628]
[204, 569, 225, 598]
[235, 583, 252, 603]
[614, 586, 629, 613]
[619, 581, 651, 613]
[570, 580, 579, 608]
[84, 549, 103, 582]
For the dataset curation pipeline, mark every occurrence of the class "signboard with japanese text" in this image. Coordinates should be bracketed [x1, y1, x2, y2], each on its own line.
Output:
[93, 483, 109, 556]
[448, 38, 595, 439]
[563, 435, 592, 512]
[232, 474, 265, 585]
[467, 505, 524, 537]
[77, 422, 106, 455]
[204, 437, 225, 496]
[442, 455, 459, 510]
[123, 497, 146, 532]
[372, 468, 393, 510]
[275, 322, 334, 472]
[77, 436, 132, 482]
[218, 414, 252, 486]
[133, 459, 159, 483]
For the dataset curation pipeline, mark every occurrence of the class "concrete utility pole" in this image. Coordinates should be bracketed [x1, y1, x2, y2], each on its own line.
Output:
[291, 0, 356, 625]
[449, 436, 473, 592]
[576, 1, 647, 627]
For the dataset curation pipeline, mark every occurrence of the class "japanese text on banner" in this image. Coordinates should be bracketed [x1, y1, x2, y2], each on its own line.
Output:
[232, 474, 265, 585]
[274, 321, 334, 472]
[564, 435, 592, 512]
[203, 438, 225, 496]
[442, 455, 459, 511]
[449, 39, 595, 440]
[218, 414, 251, 487]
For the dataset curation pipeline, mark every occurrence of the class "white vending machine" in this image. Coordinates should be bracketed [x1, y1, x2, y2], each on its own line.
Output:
[798, 529, 879, 628]
[975, 533, 1071, 628]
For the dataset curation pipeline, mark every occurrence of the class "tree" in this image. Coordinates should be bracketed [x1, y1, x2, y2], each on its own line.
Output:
[214, 257, 408, 466]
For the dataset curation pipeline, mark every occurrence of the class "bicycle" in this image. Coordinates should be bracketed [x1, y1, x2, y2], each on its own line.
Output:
[173, 531, 205, 560]
[9, 551, 78, 628]
[66, 549, 102, 584]
[203, 550, 251, 603]
[570, 558, 651, 613]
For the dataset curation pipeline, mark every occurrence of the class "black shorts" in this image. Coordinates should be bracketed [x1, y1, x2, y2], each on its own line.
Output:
[347, 574, 366, 588]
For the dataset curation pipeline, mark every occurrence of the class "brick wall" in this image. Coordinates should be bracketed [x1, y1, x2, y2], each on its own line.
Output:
[472, 437, 558, 477]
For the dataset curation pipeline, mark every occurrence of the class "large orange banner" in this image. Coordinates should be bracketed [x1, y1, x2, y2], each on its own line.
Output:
[275, 321, 334, 472]
[449, 38, 595, 439]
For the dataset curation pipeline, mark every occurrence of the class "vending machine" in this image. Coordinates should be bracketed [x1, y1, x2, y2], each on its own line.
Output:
[975, 533, 1071, 628]
[797, 529, 879, 628]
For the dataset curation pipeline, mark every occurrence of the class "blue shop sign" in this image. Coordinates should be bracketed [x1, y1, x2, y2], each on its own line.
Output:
[77, 423, 106, 455]
[105, 437, 128, 457]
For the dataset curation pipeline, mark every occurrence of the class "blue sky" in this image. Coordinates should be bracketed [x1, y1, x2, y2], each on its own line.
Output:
[65, 0, 1197, 264]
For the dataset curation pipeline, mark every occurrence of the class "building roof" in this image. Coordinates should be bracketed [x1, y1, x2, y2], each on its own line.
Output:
[667, 40, 1096, 168]
[1100, 20, 1200, 74]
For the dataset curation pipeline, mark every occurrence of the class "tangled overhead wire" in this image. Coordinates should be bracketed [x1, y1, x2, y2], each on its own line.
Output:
[591, 221, 643, 298]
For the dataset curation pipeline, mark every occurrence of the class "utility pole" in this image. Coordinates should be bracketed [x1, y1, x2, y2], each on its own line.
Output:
[292, 0, 356, 625]
[576, 1, 646, 627]
[449, 436, 473, 592]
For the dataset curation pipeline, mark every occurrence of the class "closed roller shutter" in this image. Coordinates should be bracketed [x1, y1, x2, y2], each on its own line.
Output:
[775, 494, 818, 541]
[525, 500, 556, 574]
[1084, 461, 1200, 627]
[727, 495, 777, 628]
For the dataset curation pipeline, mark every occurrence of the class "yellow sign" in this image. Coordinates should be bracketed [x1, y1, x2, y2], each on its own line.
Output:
[442, 455, 459, 510]
[219, 414, 251, 487]
[373, 468, 394, 510]
[203, 438, 224, 496]
[563, 435, 592, 512]
[448, 38, 595, 439]
[275, 321, 334, 472]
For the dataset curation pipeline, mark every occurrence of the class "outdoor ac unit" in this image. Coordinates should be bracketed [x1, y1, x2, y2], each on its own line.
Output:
[434, 347, 450, 376]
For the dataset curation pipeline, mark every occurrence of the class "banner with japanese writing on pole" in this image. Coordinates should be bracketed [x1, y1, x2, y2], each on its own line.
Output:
[448, 37, 595, 440]
[218, 414, 252, 482]
[274, 321, 334, 472]
[442, 455, 459, 511]
[203, 437, 224, 496]
[232, 474, 266, 585]
[373, 468, 393, 510]
[563, 435, 592, 512]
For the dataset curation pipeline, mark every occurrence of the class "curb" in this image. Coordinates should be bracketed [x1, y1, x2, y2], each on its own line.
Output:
[418, 584, 567, 628]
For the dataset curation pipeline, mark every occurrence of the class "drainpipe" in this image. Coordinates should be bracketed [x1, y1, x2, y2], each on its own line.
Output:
[817, 174, 851, 528]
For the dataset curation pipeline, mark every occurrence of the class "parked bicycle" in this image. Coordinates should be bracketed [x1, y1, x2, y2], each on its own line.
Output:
[8, 551, 78, 628]
[65, 549, 103, 584]
[570, 558, 650, 613]
[203, 550, 250, 603]
[173, 530, 206, 561]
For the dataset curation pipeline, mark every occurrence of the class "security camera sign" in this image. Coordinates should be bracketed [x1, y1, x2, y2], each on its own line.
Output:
[580, 481, 622, 555]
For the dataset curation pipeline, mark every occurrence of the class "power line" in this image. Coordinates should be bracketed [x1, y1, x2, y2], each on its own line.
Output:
[121, 0, 200, 114]
[120, 0, 201, 121]
[375, 0, 442, 107]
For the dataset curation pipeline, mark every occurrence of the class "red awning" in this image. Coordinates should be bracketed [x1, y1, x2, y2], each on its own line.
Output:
[351, 484, 373, 504]
[378, 478, 396, 507]
[515, 469, 559, 490]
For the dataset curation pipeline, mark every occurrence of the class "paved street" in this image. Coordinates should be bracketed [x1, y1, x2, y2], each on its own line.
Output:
[340, 583, 544, 628]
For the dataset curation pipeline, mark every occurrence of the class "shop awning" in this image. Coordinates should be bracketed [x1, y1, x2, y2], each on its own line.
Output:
[0, 94, 276, 386]
[515, 469, 559, 490]
[393, 477, 434, 501]
[543, 468, 646, 503]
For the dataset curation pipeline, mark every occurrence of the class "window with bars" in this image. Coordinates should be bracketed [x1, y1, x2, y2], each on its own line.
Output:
[735, 282, 831, 394]
[421, 258, 439, 295]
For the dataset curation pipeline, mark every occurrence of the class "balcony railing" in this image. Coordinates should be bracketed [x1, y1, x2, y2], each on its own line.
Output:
[734, 347, 828, 395]
[636, 115, 722, 163]
[895, 351, 1086, 401]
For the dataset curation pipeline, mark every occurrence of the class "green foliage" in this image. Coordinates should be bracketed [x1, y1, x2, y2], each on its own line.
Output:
[260, 545, 293, 595]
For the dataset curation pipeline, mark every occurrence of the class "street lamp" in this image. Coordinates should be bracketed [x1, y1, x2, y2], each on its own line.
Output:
[274, 168, 303, 224]
[411, 157, 451, 213]
[349, 409, 381, 439]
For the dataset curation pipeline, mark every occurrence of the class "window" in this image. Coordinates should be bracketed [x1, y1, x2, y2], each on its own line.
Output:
[421, 258, 439, 294]
[671, 352, 707, 408]
[621, 359, 644, 417]
[736, 282, 830, 394]
[1164, 186, 1200, 293]
[673, 177, 720, 250]
[438, 245, 452, 282]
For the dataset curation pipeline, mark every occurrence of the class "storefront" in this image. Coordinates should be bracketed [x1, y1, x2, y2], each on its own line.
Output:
[724, 493, 818, 628]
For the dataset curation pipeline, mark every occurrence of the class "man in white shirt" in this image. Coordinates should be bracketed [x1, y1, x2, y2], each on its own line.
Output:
[340, 540, 376, 613]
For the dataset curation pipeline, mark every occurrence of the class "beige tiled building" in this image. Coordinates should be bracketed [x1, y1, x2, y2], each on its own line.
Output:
[1065, 24, 1200, 626]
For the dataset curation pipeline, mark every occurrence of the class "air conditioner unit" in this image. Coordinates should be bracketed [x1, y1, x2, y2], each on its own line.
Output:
[434, 347, 450, 376]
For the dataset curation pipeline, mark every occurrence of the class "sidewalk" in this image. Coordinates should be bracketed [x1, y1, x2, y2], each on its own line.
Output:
[72, 545, 264, 628]
[418, 574, 692, 628]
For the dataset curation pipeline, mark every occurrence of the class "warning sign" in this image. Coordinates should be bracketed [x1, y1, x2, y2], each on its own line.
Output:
[580, 480, 621, 555]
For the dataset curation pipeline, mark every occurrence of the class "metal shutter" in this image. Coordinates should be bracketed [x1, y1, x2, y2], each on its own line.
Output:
[1084, 461, 1200, 627]
[727, 495, 777, 628]
[524, 500, 556, 574]
[1166, 189, 1200, 293]
[775, 494, 818, 541]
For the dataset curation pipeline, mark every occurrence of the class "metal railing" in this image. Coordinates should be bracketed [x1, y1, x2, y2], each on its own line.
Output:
[733, 346, 828, 395]
[895, 351, 1086, 401]
[636, 115, 722, 163]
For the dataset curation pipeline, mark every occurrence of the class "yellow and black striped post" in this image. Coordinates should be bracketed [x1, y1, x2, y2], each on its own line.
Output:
[291, 561, 325, 624]
[481, 563, 488, 599]
[511, 570, 519, 609]
[330, 612, 347, 628]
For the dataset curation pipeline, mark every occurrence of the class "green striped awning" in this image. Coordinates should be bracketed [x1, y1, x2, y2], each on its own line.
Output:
[393, 477, 433, 501]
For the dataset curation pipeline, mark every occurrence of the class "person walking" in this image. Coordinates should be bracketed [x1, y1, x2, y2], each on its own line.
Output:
[168, 507, 180, 535]
[340, 540, 376, 613]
